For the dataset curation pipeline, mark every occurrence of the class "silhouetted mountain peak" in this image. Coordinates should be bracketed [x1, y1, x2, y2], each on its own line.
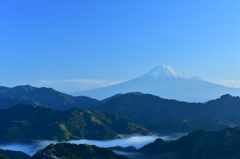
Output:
[13, 85, 36, 92]
[220, 94, 233, 99]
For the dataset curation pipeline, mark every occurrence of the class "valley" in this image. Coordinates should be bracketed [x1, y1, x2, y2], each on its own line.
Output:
[0, 85, 240, 158]
[3, 0, 239, 158]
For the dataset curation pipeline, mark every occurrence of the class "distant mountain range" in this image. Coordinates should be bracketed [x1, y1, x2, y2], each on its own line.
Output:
[71, 65, 240, 102]
[0, 85, 239, 134]
[97, 93, 240, 134]
[0, 85, 99, 110]
[2, 83, 240, 158]
[0, 104, 151, 143]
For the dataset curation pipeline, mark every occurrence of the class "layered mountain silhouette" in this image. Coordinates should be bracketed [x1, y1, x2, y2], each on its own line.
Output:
[0, 85, 99, 110]
[0, 84, 239, 134]
[97, 93, 239, 133]
[73, 65, 240, 102]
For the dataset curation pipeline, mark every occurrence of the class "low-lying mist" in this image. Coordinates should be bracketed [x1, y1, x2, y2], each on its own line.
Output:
[0, 134, 186, 156]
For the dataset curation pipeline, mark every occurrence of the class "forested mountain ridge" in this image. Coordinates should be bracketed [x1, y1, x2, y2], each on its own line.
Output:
[0, 85, 240, 134]
[97, 93, 240, 133]
[32, 143, 128, 159]
[0, 149, 30, 159]
[0, 85, 99, 110]
[139, 127, 240, 159]
[0, 104, 151, 143]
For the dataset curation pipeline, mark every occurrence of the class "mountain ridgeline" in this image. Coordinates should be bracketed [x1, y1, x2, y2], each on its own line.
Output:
[3, 127, 240, 159]
[32, 143, 128, 159]
[0, 104, 151, 143]
[73, 65, 240, 102]
[1, 84, 240, 159]
[138, 127, 240, 159]
[0, 85, 240, 134]
[97, 93, 240, 133]
[0, 85, 99, 110]
[0, 149, 30, 159]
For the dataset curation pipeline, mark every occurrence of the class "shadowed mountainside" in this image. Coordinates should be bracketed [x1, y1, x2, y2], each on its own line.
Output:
[31, 127, 240, 159]
[0, 85, 239, 134]
[0, 85, 100, 110]
[32, 143, 128, 159]
[97, 93, 239, 133]
[0, 97, 41, 109]
[0, 149, 30, 159]
[139, 127, 240, 159]
[0, 104, 151, 143]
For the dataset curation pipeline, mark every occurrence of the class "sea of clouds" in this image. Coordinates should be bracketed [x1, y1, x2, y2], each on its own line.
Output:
[0, 134, 186, 157]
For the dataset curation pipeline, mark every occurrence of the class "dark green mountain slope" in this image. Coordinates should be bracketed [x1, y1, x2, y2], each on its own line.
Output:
[0, 154, 9, 159]
[108, 146, 137, 152]
[0, 104, 151, 142]
[139, 127, 240, 159]
[32, 143, 128, 159]
[0, 97, 41, 109]
[0, 105, 60, 142]
[97, 93, 239, 133]
[0, 149, 30, 159]
[0, 85, 99, 110]
[148, 118, 237, 134]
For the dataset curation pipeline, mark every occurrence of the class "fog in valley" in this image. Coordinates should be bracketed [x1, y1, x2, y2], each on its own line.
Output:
[0, 134, 186, 156]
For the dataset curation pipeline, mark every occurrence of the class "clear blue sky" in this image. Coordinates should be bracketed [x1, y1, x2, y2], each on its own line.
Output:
[1, 0, 240, 92]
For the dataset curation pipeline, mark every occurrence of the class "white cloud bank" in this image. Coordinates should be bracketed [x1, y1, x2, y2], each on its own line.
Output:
[211, 80, 240, 88]
[0, 134, 185, 156]
[37, 79, 124, 92]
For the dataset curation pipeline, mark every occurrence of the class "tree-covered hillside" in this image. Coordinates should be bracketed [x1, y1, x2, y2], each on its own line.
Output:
[139, 127, 240, 159]
[32, 143, 128, 159]
[0, 104, 151, 143]
[97, 93, 240, 133]
[0, 149, 30, 159]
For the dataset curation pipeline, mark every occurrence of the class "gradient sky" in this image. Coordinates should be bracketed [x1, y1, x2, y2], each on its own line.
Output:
[1, 1, 240, 92]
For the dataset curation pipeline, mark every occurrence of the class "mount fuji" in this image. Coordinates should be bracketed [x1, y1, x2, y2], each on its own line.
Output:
[72, 65, 240, 102]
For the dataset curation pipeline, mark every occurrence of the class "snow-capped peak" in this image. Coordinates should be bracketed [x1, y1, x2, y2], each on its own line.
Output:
[143, 65, 198, 79]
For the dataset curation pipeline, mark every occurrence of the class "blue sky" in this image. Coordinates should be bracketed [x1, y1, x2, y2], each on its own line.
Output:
[1, 1, 240, 92]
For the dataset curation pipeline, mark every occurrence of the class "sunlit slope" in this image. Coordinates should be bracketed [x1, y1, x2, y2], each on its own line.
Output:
[0, 105, 151, 142]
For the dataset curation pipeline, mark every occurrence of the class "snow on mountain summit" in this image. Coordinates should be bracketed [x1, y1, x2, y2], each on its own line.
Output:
[72, 64, 240, 102]
[143, 64, 199, 79]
